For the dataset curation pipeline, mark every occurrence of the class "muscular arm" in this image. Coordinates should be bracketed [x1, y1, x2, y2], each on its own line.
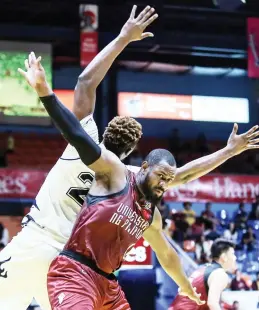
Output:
[170, 147, 232, 186]
[126, 147, 232, 187]
[143, 208, 192, 291]
[207, 269, 229, 310]
[73, 37, 129, 120]
[37, 84, 123, 175]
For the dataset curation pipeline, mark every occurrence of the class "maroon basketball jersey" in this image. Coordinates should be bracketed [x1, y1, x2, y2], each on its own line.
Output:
[169, 262, 222, 310]
[64, 170, 154, 274]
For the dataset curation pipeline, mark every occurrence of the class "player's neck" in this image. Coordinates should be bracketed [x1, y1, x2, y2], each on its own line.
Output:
[215, 259, 227, 271]
[135, 173, 145, 199]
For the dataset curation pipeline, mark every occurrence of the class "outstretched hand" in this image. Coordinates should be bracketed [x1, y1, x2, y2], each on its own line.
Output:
[18, 52, 46, 89]
[227, 123, 259, 156]
[119, 5, 158, 42]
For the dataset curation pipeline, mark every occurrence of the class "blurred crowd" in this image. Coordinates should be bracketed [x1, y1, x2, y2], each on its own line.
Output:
[158, 197, 259, 292]
[126, 128, 259, 175]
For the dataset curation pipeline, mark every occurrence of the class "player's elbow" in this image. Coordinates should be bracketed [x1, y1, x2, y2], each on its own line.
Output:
[77, 75, 95, 91]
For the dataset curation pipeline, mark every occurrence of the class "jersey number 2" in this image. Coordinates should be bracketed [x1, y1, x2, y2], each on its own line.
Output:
[66, 172, 94, 207]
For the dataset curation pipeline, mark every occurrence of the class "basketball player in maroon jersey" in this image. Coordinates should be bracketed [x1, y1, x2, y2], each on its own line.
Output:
[18, 5, 259, 309]
[169, 239, 237, 310]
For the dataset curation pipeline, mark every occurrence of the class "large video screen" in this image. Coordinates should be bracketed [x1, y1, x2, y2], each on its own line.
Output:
[0, 41, 52, 117]
[118, 92, 249, 123]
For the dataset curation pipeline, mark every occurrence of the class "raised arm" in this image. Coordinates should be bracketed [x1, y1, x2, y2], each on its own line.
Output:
[73, 5, 158, 120]
[18, 52, 121, 175]
[143, 208, 204, 306]
[171, 123, 259, 186]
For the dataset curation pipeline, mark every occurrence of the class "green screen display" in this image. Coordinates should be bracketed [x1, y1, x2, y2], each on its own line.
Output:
[0, 41, 52, 117]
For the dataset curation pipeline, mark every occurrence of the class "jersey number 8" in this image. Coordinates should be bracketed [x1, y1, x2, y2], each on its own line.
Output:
[66, 172, 94, 207]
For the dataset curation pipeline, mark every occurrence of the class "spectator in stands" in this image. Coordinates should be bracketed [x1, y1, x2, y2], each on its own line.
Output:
[201, 202, 217, 228]
[163, 217, 176, 238]
[223, 222, 238, 243]
[157, 198, 170, 222]
[168, 128, 181, 154]
[182, 201, 196, 227]
[234, 202, 248, 230]
[204, 221, 220, 241]
[195, 235, 211, 264]
[191, 216, 204, 240]
[230, 269, 250, 291]
[249, 195, 259, 220]
[6, 130, 15, 153]
[172, 213, 189, 247]
[241, 226, 256, 261]
[196, 132, 209, 154]
[252, 272, 259, 291]
[0, 222, 9, 247]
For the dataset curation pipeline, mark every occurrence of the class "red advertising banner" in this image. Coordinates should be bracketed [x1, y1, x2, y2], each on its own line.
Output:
[0, 169, 47, 199]
[79, 4, 98, 67]
[122, 238, 152, 268]
[247, 18, 259, 78]
[164, 174, 259, 203]
[1, 169, 259, 203]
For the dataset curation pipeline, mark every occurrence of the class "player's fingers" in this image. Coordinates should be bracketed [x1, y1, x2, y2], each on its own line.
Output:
[244, 125, 258, 137]
[249, 138, 259, 144]
[18, 68, 30, 85]
[24, 59, 29, 70]
[139, 6, 155, 24]
[143, 13, 158, 28]
[18, 68, 27, 77]
[141, 32, 154, 39]
[28, 53, 33, 66]
[31, 51, 37, 64]
[136, 5, 151, 22]
[36, 56, 42, 68]
[38, 60, 44, 71]
[247, 144, 259, 150]
[231, 123, 238, 135]
[247, 130, 259, 140]
[130, 5, 137, 19]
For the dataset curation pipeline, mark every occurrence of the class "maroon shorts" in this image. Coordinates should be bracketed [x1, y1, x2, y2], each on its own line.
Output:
[48, 255, 131, 310]
[169, 296, 209, 310]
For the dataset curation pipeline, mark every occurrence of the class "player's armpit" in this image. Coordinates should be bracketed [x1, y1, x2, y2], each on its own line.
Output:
[207, 269, 229, 310]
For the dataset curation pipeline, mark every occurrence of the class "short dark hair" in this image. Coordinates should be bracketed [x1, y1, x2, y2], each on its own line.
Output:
[211, 238, 235, 260]
[103, 116, 142, 157]
[145, 149, 176, 167]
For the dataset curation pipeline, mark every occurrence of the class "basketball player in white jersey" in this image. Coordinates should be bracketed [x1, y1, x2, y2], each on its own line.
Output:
[1, 5, 259, 310]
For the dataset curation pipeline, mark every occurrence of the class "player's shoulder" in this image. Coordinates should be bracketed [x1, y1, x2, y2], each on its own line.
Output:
[208, 267, 228, 285]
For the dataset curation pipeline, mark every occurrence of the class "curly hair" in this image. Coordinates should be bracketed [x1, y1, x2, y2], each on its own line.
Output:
[103, 116, 142, 157]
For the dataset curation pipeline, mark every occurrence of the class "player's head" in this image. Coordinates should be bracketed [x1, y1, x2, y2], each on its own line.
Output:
[103, 116, 142, 160]
[137, 149, 177, 204]
[232, 301, 239, 310]
[211, 238, 236, 273]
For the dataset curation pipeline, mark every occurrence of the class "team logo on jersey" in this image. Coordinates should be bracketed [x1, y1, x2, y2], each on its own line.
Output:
[0, 256, 11, 278]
